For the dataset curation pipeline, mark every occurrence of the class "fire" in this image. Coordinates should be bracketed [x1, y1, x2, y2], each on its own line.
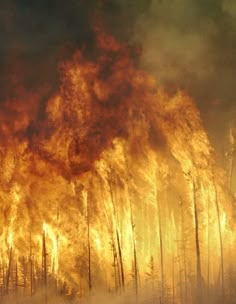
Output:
[220, 212, 227, 233]
[7, 232, 13, 249]
[0, 27, 235, 303]
[43, 223, 47, 235]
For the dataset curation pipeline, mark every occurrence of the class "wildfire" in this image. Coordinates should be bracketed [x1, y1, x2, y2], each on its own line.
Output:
[0, 26, 234, 303]
[7, 232, 13, 250]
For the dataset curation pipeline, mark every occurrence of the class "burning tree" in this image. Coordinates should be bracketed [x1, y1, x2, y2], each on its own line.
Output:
[0, 25, 234, 304]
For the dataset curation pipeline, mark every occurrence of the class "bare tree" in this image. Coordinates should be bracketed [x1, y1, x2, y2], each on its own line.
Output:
[108, 173, 125, 291]
[42, 227, 48, 304]
[192, 179, 203, 301]
[212, 171, 225, 303]
[156, 193, 164, 302]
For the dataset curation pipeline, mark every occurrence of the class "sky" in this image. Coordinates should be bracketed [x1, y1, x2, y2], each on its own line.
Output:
[0, 0, 235, 157]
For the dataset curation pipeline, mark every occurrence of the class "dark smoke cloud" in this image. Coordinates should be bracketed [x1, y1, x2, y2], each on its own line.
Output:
[0, 0, 97, 101]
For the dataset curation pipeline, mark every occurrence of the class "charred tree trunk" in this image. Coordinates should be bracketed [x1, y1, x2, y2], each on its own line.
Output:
[108, 176, 125, 290]
[228, 138, 235, 191]
[56, 206, 60, 290]
[42, 229, 48, 304]
[130, 200, 139, 301]
[172, 256, 175, 304]
[207, 195, 210, 302]
[23, 257, 27, 295]
[177, 254, 183, 303]
[6, 246, 12, 294]
[157, 194, 164, 301]
[86, 192, 92, 292]
[180, 198, 187, 303]
[116, 230, 125, 290]
[192, 180, 202, 301]
[212, 173, 225, 302]
[171, 214, 176, 304]
[15, 261, 18, 303]
[30, 233, 34, 296]
[111, 237, 120, 292]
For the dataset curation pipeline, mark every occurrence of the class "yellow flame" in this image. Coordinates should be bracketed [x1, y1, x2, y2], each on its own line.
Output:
[43, 222, 47, 235]
[220, 212, 227, 233]
[7, 232, 13, 249]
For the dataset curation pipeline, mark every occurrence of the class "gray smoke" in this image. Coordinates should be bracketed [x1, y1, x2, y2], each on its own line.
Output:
[130, 0, 236, 160]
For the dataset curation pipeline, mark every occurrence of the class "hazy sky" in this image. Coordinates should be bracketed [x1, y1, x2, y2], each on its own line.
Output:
[0, 0, 235, 154]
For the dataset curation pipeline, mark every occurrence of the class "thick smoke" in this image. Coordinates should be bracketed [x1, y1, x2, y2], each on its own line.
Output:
[131, 0, 236, 156]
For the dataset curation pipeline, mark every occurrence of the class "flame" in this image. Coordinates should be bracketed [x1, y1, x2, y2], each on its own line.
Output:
[43, 222, 47, 235]
[221, 212, 227, 233]
[7, 232, 13, 249]
[0, 27, 234, 302]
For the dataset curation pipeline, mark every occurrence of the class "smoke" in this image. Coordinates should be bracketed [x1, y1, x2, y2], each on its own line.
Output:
[223, 0, 236, 19]
[0, 288, 229, 304]
[1, 0, 235, 101]
[117, 0, 235, 159]
[0, 293, 163, 304]
[133, 1, 235, 100]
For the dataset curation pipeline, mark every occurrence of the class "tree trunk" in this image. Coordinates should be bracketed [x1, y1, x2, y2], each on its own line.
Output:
[212, 172, 225, 303]
[192, 180, 202, 301]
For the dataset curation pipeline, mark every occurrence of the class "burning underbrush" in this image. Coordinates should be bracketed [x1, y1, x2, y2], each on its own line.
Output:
[0, 26, 235, 304]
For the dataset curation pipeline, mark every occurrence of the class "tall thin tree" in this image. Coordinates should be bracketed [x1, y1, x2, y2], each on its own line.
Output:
[157, 193, 164, 301]
[130, 198, 139, 301]
[42, 226, 48, 304]
[192, 179, 203, 302]
[84, 190, 92, 292]
[6, 246, 12, 294]
[212, 171, 225, 302]
[108, 174, 125, 290]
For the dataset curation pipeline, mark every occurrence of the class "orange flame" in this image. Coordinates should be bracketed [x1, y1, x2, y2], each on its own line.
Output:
[0, 28, 234, 302]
